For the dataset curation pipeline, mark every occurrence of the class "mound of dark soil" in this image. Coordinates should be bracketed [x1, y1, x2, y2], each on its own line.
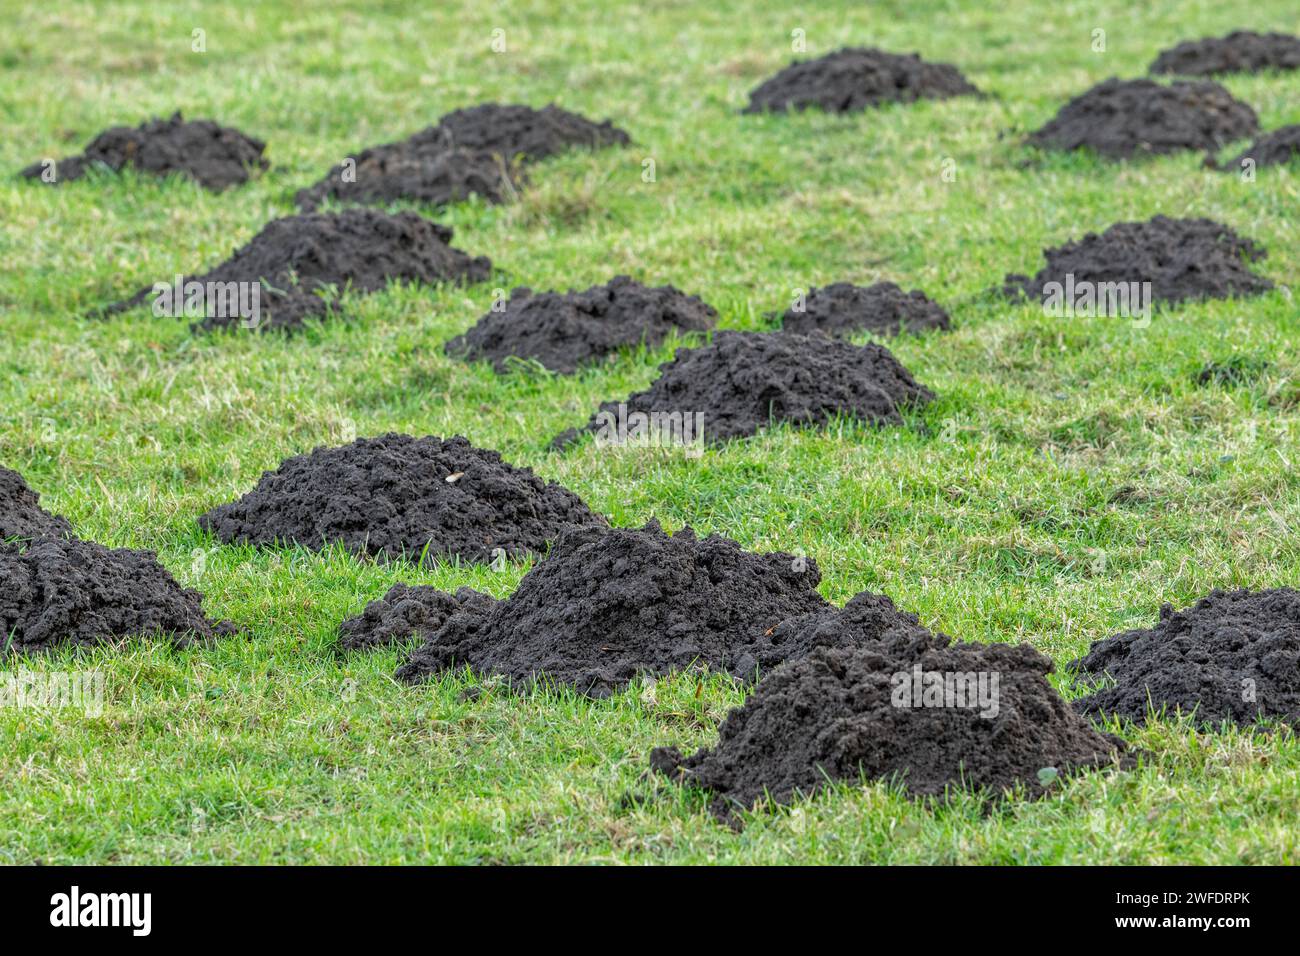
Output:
[396, 519, 852, 696]
[1214, 124, 1300, 172]
[409, 103, 631, 160]
[445, 275, 718, 374]
[1, 536, 235, 653]
[1025, 78, 1258, 158]
[1196, 355, 1270, 387]
[1001, 216, 1273, 306]
[552, 331, 933, 449]
[338, 583, 497, 652]
[199, 433, 604, 565]
[296, 147, 519, 212]
[295, 103, 629, 212]
[1070, 588, 1300, 729]
[781, 282, 951, 338]
[1, 466, 71, 541]
[108, 208, 491, 331]
[653, 640, 1132, 821]
[20, 112, 266, 191]
[1151, 31, 1300, 76]
[743, 47, 980, 114]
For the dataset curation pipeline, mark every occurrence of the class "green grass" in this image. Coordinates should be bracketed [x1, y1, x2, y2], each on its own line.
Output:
[2, 0, 1299, 864]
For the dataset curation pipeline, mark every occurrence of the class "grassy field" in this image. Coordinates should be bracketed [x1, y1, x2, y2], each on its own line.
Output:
[2, 0, 1299, 864]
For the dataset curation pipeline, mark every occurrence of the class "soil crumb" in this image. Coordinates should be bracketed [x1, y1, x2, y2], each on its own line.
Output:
[21, 112, 267, 191]
[338, 583, 497, 652]
[445, 275, 718, 374]
[1, 536, 235, 654]
[108, 208, 491, 332]
[396, 519, 853, 696]
[296, 103, 629, 211]
[552, 331, 933, 450]
[1070, 588, 1300, 729]
[653, 639, 1132, 822]
[1151, 31, 1300, 76]
[743, 47, 980, 114]
[199, 433, 604, 565]
[1214, 124, 1300, 172]
[1001, 216, 1273, 306]
[1026, 78, 1258, 158]
[781, 282, 951, 338]
[1, 466, 71, 541]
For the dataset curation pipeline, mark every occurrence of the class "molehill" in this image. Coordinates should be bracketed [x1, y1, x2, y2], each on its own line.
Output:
[108, 208, 491, 331]
[1001, 216, 1273, 306]
[1, 536, 235, 654]
[743, 47, 980, 114]
[1150, 31, 1300, 76]
[1070, 588, 1300, 730]
[552, 330, 933, 450]
[781, 282, 951, 338]
[21, 112, 267, 191]
[396, 519, 849, 696]
[1213, 125, 1300, 172]
[296, 103, 630, 211]
[198, 433, 604, 565]
[1, 466, 71, 541]
[1026, 78, 1258, 158]
[338, 583, 497, 652]
[653, 638, 1132, 823]
[445, 275, 718, 374]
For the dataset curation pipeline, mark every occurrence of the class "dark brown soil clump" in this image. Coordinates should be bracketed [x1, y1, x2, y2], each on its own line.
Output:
[1070, 588, 1300, 729]
[445, 276, 717, 374]
[198, 434, 604, 565]
[107, 208, 490, 332]
[1151, 31, 1300, 76]
[21, 112, 266, 191]
[743, 47, 980, 114]
[1026, 78, 1258, 158]
[1213, 125, 1300, 172]
[1001, 216, 1273, 306]
[1, 466, 71, 541]
[295, 103, 629, 211]
[338, 583, 497, 652]
[654, 639, 1132, 822]
[781, 282, 951, 338]
[1, 537, 235, 654]
[396, 519, 849, 696]
[552, 331, 933, 450]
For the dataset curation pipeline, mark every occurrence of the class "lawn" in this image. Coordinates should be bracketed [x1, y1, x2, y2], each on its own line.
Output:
[1, 0, 1298, 864]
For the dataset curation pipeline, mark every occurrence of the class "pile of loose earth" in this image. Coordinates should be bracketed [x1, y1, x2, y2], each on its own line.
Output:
[199, 434, 604, 565]
[1214, 125, 1300, 172]
[296, 103, 629, 211]
[396, 519, 853, 696]
[445, 275, 718, 374]
[1001, 216, 1273, 306]
[653, 637, 1132, 822]
[21, 112, 267, 191]
[1, 536, 235, 654]
[743, 47, 980, 114]
[109, 208, 491, 332]
[1026, 78, 1258, 158]
[1, 466, 71, 541]
[781, 282, 951, 338]
[338, 583, 496, 652]
[1071, 588, 1300, 729]
[1151, 31, 1300, 76]
[552, 330, 933, 449]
